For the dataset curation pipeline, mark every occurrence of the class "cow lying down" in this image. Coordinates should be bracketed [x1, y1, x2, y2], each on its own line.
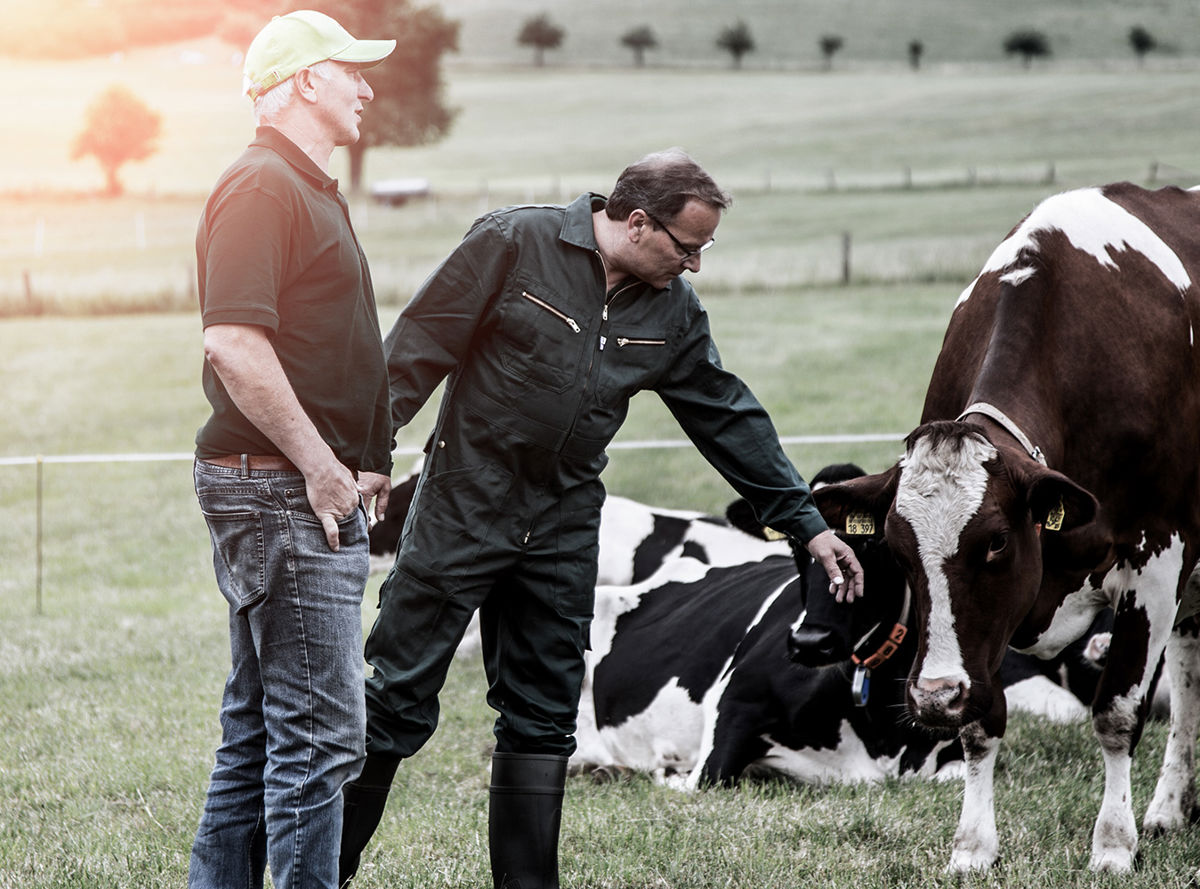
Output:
[571, 531, 1102, 789]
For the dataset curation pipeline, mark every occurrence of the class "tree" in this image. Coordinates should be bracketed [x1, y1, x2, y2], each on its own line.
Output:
[620, 25, 658, 68]
[70, 85, 161, 196]
[1128, 25, 1157, 67]
[517, 13, 564, 67]
[818, 34, 844, 71]
[908, 40, 924, 71]
[716, 20, 755, 70]
[1003, 29, 1051, 69]
[335, 1, 459, 193]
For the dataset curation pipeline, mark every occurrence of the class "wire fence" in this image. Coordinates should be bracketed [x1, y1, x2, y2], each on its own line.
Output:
[2, 432, 905, 615]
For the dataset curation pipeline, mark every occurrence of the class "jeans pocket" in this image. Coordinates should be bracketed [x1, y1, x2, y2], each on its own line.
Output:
[203, 508, 267, 613]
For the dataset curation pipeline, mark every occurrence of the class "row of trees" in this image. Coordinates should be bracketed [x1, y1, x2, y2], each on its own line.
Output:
[518, 14, 1168, 71]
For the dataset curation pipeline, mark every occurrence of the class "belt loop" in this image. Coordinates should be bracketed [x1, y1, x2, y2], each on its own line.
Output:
[239, 454, 250, 479]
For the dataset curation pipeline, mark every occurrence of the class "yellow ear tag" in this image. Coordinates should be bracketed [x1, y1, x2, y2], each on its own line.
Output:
[845, 512, 876, 536]
[762, 526, 787, 542]
[1045, 499, 1065, 532]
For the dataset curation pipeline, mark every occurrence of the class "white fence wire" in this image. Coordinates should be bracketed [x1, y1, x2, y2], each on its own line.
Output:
[5, 432, 905, 614]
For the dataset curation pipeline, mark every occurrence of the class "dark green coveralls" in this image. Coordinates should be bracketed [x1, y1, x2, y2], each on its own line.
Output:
[364, 192, 829, 759]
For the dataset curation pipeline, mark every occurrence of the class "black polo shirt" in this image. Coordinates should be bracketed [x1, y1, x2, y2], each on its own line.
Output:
[194, 127, 392, 475]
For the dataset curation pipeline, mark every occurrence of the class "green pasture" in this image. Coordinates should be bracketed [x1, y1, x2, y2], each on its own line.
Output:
[4, 290, 1200, 887]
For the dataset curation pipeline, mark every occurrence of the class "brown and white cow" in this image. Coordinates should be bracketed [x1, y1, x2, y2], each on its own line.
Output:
[813, 183, 1200, 872]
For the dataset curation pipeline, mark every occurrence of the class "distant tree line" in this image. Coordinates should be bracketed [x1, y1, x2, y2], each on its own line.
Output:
[515, 13, 1168, 73]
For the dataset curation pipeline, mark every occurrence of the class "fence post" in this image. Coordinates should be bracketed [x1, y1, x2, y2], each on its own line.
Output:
[841, 231, 852, 285]
[36, 456, 43, 616]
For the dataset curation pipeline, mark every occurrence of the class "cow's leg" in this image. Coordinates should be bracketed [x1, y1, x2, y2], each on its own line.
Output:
[687, 681, 760, 789]
[1091, 718, 1139, 872]
[947, 720, 1000, 872]
[1089, 557, 1180, 871]
[1143, 619, 1200, 833]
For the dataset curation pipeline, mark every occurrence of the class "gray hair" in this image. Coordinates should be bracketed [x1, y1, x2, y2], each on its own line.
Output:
[605, 148, 732, 223]
[251, 59, 336, 125]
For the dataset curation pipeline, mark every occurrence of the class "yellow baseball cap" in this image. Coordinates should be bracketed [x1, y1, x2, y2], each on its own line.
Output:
[243, 10, 396, 100]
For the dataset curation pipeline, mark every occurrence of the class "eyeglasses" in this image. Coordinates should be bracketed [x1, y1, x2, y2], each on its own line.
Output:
[643, 210, 715, 260]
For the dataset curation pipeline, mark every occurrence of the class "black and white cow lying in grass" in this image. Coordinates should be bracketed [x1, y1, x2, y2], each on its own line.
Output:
[571, 473, 1105, 788]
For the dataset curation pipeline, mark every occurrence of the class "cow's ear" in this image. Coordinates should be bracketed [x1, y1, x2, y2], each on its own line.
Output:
[1024, 468, 1098, 533]
[812, 464, 900, 538]
[1023, 468, 1113, 573]
[725, 498, 776, 540]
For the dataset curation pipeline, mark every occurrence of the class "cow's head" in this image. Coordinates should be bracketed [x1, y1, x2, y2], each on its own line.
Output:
[814, 421, 1110, 729]
[788, 465, 911, 671]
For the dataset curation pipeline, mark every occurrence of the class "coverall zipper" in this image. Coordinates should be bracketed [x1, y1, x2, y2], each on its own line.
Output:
[615, 337, 666, 348]
[556, 258, 639, 456]
[521, 290, 580, 333]
[598, 280, 641, 351]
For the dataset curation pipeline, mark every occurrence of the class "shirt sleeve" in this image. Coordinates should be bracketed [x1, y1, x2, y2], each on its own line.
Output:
[655, 294, 829, 544]
[383, 215, 512, 431]
[199, 185, 291, 332]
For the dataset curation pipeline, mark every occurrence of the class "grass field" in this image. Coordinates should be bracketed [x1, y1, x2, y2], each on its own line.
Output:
[4, 289, 1200, 887]
[4, 9, 1200, 887]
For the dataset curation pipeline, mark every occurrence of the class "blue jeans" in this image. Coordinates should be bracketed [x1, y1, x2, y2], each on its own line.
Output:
[189, 459, 369, 889]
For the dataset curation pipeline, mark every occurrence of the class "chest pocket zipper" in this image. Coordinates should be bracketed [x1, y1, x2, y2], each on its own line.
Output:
[616, 337, 666, 348]
[522, 291, 581, 333]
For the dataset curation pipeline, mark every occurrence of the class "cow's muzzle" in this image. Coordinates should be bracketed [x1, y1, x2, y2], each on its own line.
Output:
[909, 675, 970, 726]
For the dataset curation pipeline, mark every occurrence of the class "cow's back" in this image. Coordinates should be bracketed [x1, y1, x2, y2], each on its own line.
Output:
[922, 183, 1200, 532]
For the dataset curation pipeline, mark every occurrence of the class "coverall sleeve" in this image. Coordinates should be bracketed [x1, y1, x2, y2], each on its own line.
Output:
[383, 216, 511, 431]
[655, 297, 829, 544]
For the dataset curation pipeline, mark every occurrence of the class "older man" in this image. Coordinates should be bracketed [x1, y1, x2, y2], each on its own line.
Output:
[188, 11, 395, 889]
[340, 149, 864, 888]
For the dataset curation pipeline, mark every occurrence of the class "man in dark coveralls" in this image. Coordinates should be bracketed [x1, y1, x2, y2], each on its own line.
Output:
[340, 148, 864, 888]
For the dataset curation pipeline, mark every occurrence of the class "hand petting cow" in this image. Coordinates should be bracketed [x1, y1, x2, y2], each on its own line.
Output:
[811, 182, 1200, 873]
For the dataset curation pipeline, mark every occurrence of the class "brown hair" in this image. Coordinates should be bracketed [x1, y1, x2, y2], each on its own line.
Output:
[605, 148, 732, 223]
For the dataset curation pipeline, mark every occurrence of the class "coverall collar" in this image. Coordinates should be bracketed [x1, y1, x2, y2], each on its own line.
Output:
[559, 192, 607, 251]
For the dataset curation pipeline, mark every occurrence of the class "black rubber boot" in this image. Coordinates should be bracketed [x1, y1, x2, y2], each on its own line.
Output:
[339, 753, 401, 887]
[488, 752, 569, 889]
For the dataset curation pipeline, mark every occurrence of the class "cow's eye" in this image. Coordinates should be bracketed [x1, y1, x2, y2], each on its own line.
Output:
[986, 532, 1009, 562]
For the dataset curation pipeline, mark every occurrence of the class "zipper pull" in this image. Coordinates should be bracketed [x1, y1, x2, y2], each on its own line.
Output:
[602, 304, 609, 322]
[599, 335, 606, 351]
